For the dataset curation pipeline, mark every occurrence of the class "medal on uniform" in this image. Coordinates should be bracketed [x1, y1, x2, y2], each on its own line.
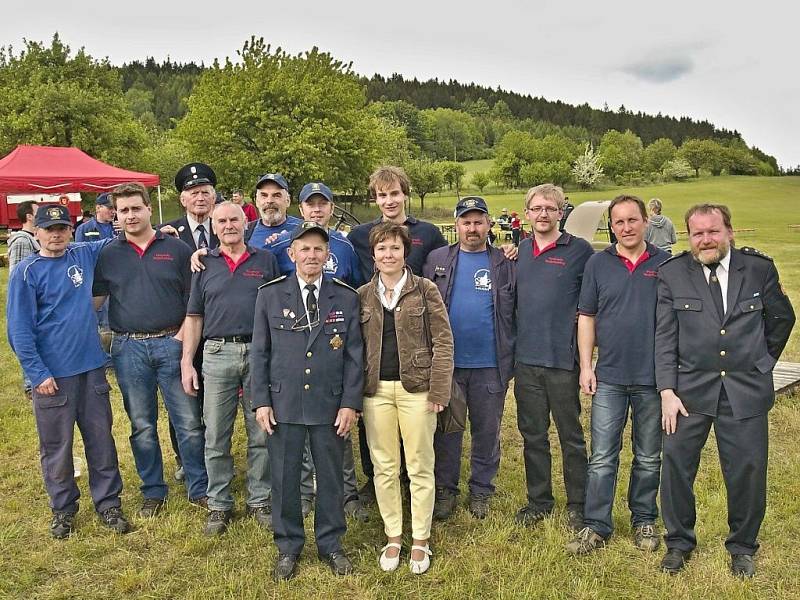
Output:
[283, 308, 290, 317]
[330, 334, 343, 350]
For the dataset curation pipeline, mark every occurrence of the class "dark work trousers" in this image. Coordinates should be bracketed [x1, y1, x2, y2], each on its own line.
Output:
[31, 367, 123, 514]
[661, 387, 768, 556]
[434, 367, 507, 496]
[513, 362, 588, 512]
[268, 423, 346, 556]
[170, 347, 204, 466]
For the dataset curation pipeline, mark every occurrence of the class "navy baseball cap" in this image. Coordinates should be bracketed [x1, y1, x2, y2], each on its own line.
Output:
[35, 204, 72, 228]
[299, 182, 333, 203]
[289, 221, 329, 244]
[96, 193, 112, 206]
[175, 163, 217, 192]
[255, 173, 289, 191]
[454, 196, 489, 218]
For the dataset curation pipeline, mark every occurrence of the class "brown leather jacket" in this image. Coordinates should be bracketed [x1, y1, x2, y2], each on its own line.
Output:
[358, 268, 454, 405]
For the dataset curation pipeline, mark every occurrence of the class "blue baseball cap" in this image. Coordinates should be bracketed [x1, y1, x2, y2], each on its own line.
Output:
[298, 182, 333, 203]
[255, 172, 289, 192]
[96, 193, 112, 206]
[289, 221, 329, 244]
[454, 196, 489, 218]
[35, 204, 72, 228]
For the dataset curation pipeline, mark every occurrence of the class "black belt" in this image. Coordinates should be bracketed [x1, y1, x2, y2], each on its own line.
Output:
[118, 327, 180, 340]
[209, 335, 252, 343]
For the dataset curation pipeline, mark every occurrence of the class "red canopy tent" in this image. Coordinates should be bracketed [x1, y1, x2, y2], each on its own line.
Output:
[0, 145, 160, 228]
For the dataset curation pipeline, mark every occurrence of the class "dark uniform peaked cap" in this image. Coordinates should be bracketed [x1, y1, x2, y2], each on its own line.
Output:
[175, 163, 217, 192]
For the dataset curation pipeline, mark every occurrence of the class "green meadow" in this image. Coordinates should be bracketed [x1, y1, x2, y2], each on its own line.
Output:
[0, 175, 798, 599]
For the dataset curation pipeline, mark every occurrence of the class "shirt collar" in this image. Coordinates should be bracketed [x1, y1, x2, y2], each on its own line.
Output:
[186, 213, 211, 232]
[705, 249, 731, 273]
[296, 272, 323, 293]
[377, 270, 408, 310]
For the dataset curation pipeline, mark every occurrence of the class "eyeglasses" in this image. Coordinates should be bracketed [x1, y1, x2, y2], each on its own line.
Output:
[526, 206, 561, 214]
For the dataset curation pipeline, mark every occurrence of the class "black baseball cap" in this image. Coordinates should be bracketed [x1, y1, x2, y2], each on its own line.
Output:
[255, 173, 290, 191]
[454, 196, 489, 218]
[289, 221, 329, 244]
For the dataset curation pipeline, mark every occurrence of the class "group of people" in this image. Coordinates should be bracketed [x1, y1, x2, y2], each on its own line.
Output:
[6, 162, 795, 583]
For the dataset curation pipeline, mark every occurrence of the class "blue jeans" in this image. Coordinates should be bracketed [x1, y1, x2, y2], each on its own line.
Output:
[202, 339, 270, 511]
[583, 382, 662, 538]
[111, 334, 208, 500]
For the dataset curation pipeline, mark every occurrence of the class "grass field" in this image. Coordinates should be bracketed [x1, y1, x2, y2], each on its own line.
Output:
[1, 176, 798, 599]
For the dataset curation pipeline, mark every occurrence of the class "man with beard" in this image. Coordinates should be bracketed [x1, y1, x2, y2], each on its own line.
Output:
[655, 204, 794, 577]
[245, 173, 302, 248]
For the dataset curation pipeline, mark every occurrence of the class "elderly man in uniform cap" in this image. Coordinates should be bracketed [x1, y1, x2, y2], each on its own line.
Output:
[656, 204, 795, 577]
[180, 201, 279, 536]
[163, 163, 220, 251]
[245, 173, 302, 248]
[7, 204, 130, 538]
[251, 221, 364, 581]
[423, 196, 516, 520]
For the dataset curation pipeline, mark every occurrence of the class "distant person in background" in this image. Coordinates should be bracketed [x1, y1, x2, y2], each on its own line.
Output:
[232, 189, 258, 223]
[7, 200, 40, 397]
[511, 211, 522, 246]
[497, 208, 510, 227]
[645, 198, 677, 254]
[559, 197, 575, 232]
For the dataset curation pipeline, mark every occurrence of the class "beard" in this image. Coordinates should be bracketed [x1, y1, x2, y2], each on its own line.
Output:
[691, 239, 730, 265]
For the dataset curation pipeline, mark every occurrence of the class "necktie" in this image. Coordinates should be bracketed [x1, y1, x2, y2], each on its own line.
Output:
[196, 224, 208, 249]
[708, 263, 725, 318]
[305, 284, 318, 326]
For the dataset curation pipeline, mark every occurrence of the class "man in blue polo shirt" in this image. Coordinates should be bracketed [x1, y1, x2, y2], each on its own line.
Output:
[93, 182, 208, 518]
[566, 194, 669, 555]
[513, 184, 593, 531]
[423, 196, 516, 520]
[7, 204, 130, 538]
[180, 201, 279, 536]
[245, 173, 302, 248]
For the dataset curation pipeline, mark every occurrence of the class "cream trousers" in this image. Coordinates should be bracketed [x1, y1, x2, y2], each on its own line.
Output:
[363, 380, 437, 540]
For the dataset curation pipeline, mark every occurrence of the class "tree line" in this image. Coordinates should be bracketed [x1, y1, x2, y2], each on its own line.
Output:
[0, 35, 792, 210]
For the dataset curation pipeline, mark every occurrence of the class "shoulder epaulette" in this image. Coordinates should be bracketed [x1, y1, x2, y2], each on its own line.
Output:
[658, 250, 689, 266]
[258, 275, 287, 289]
[332, 277, 357, 293]
[740, 246, 773, 262]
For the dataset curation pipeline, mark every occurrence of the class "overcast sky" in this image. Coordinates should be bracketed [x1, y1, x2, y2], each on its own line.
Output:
[4, 0, 799, 168]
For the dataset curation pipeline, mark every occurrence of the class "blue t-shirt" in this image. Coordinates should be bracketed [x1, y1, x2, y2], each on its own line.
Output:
[75, 218, 115, 242]
[247, 216, 302, 248]
[7, 241, 110, 387]
[448, 250, 497, 368]
[268, 229, 364, 288]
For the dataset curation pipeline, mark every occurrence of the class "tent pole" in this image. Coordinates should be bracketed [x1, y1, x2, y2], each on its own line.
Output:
[157, 185, 163, 224]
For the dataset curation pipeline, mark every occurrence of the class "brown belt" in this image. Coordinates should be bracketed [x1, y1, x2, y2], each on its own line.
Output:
[117, 327, 180, 340]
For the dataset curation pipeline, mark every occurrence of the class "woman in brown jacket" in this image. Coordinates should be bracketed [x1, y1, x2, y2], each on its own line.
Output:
[358, 222, 453, 575]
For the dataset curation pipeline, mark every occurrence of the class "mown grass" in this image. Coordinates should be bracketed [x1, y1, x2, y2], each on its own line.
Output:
[1, 176, 798, 599]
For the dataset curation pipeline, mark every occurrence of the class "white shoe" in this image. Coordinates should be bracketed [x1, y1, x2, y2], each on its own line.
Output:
[379, 542, 402, 572]
[409, 544, 432, 574]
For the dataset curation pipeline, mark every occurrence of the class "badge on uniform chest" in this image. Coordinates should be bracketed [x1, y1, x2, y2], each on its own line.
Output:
[325, 310, 345, 324]
[283, 308, 296, 319]
[330, 334, 343, 350]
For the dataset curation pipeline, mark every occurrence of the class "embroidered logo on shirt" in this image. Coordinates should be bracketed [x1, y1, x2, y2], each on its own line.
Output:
[243, 269, 264, 278]
[324, 252, 339, 274]
[545, 256, 566, 267]
[153, 253, 174, 261]
[474, 269, 492, 291]
[67, 265, 84, 288]
[411, 238, 423, 246]
[643, 269, 658, 278]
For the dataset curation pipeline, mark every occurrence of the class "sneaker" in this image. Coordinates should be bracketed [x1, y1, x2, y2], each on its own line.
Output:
[203, 510, 232, 536]
[50, 511, 76, 539]
[358, 480, 377, 506]
[98, 506, 131, 534]
[468, 493, 491, 520]
[174, 466, 185, 482]
[301, 497, 313, 519]
[633, 523, 661, 551]
[344, 498, 369, 522]
[138, 497, 166, 518]
[567, 508, 585, 532]
[246, 505, 272, 530]
[515, 505, 552, 528]
[432, 487, 457, 521]
[566, 526, 607, 555]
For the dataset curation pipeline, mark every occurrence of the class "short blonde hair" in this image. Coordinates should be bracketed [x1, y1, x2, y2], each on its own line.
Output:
[525, 184, 565, 210]
[368, 166, 410, 199]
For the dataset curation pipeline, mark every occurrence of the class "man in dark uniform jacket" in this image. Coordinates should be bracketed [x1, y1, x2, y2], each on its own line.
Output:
[656, 203, 795, 577]
[251, 221, 364, 581]
[162, 163, 220, 250]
